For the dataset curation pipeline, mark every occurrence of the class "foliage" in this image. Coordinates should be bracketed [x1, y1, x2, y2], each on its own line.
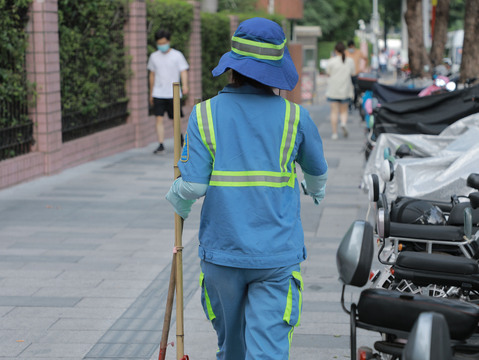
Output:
[200, 12, 230, 100]
[58, 0, 130, 117]
[0, 0, 34, 128]
[380, 0, 403, 34]
[298, 0, 371, 41]
[449, 0, 465, 30]
[146, 0, 193, 58]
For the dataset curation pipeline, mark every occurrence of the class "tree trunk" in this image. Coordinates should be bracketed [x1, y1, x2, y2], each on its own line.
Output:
[460, 0, 479, 83]
[429, 0, 450, 68]
[404, 0, 431, 78]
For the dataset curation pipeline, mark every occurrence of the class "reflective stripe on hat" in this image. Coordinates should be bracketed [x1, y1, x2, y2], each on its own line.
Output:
[196, 98, 299, 188]
[231, 36, 286, 61]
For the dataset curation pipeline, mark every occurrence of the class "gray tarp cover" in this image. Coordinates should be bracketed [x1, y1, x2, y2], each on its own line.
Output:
[363, 114, 479, 201]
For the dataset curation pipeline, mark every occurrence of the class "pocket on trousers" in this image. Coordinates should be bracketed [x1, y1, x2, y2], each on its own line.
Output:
[199, 272, 216, 321]
[282, 271, 303, 327]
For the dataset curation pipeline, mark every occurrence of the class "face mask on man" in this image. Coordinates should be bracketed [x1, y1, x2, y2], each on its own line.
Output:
[157, 43, 170, 53]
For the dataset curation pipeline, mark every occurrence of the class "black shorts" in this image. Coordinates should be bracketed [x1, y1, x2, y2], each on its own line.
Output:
[152, 98, 184, 118]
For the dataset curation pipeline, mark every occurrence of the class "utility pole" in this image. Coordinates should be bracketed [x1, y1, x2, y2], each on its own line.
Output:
[371, 0, 380, 58]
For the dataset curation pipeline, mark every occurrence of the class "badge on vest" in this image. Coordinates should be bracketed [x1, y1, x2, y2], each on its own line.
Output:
[180, 132, 189, 162]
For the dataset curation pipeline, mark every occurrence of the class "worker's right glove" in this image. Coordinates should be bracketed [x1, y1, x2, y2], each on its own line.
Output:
[166, 178, 196, 220]
[301, 171, 328, 206]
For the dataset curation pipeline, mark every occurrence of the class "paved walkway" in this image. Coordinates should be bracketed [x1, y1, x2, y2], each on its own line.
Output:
[0, 81, 378, 359]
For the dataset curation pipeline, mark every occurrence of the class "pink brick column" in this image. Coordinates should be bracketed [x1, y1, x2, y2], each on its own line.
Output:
[125, 0, 153, 148]
[26, 0, 63, 175]
[186, 0, 202, 106]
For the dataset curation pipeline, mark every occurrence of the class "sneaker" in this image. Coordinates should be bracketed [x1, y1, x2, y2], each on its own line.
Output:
[154, 143, 165, 154]
[341, 124, 348, 138]
[331, 133, 338, 140]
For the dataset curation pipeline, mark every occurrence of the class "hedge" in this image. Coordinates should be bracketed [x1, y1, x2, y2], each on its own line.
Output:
[0, 0, 34, 128]
[58, 0, 130, 117]
[200, 12, 231, 100]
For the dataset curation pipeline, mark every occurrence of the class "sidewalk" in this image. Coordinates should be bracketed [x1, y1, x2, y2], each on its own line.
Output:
[0, 87, 377, 359]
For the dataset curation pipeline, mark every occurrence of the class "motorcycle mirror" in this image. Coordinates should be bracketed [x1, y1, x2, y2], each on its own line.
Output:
[465, 207, 473, 240]
[402, 312, 452, 360]
[336, 220, 374, 287]
[446, 81, 456, 91]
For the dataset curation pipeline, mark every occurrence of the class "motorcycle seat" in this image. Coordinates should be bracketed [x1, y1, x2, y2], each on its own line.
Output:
[357, 288, 479, 341]
[395, 252, 479, 275]
[392, 252, 479, 290]
[390, 222, 465, 241]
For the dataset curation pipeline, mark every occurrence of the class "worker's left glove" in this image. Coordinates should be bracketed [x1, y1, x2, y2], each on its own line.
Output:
[166, 178, 196, 220]
[301, 171, 328, 206]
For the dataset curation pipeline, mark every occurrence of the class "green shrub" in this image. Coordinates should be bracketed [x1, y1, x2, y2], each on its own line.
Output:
[58, 0, 130, 116]
[146, 0, 193, 58]
[200, 12, 230, 100]
[0, 0, 34, 128]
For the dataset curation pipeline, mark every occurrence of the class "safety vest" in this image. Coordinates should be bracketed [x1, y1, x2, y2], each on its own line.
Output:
[196, 97, 300, 188]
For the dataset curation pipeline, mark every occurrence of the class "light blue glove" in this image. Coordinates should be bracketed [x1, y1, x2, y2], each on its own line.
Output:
[166, 178, 196, 219]
[301, 171, 328, 206]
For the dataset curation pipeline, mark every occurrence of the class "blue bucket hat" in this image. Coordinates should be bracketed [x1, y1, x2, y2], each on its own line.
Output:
[212, 17, 298, 91]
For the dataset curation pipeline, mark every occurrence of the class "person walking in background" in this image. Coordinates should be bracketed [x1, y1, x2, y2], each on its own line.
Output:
[148, 29, 189, 154]
[379, 48, 388, 74]
[345, 40, 368, 110]
[166, 17, 328, 360]
[326, 41, 355, 140]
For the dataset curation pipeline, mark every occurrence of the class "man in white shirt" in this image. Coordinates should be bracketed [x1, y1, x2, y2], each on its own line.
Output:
[148, 30, 189, 153]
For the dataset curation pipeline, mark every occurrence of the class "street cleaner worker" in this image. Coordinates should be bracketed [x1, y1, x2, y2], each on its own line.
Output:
[166, 17, 328, 360]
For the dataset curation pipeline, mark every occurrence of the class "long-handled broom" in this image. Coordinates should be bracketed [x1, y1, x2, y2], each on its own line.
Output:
[158, 82, 189, 360]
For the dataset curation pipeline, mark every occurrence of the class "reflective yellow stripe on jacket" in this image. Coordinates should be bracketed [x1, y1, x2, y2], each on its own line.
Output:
[196, 98, 299, 188]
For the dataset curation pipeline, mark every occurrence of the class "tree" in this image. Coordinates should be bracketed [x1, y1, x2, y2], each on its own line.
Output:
[404, 0, 430, 78]
[380, 0, 402, 46]
[429, 0, 450, 67]
[460, 0, 479, 82]
[299, 0, 370, 41]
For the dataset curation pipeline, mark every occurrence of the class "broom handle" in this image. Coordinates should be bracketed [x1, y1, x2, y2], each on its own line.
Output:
[172, 82, 185, 360]
[158, 255, 176, 360]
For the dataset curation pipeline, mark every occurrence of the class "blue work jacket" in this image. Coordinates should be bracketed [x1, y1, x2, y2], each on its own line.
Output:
[178, 84, 328, 269]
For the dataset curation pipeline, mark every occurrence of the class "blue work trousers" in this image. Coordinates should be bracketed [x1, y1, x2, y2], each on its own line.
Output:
[200, 261, 303, 360]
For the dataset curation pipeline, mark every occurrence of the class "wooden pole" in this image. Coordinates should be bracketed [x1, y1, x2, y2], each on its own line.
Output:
[172, 82, 185, 360]
[158, 256, 176, 360]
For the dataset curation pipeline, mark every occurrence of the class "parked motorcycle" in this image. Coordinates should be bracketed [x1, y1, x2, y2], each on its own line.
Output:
[337, 220, 479, 360]
[369, 175, 479, 299]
